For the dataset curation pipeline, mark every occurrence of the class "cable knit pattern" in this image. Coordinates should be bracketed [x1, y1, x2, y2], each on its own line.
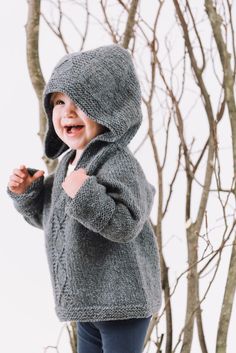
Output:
[52, 210, 67, 305]
[7, 44, 162, 322]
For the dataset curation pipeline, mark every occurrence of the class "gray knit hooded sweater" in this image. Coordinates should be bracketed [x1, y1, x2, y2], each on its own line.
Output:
[7, 44, 162, 322]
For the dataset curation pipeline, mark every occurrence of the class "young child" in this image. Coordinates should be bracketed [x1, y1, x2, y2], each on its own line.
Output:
[7, 44, 162, 353]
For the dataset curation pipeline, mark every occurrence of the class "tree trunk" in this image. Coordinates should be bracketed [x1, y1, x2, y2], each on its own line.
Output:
[26, 0, 57, 173]
[122, 0, 139, 49]
[205, 2, 236, 352]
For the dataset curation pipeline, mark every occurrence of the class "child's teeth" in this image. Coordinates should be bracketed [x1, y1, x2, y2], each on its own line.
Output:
[66, 125, 83, 133]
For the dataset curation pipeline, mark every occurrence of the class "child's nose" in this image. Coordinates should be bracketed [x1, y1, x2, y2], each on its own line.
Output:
[64, 102, 77, 118]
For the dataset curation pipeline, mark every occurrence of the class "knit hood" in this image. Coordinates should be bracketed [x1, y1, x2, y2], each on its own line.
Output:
[43, 44, 143, 159]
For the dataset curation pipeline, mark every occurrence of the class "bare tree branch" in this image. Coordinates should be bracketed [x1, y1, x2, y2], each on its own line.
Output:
[205, 0, 236, 191]
[144, 4, 174, 352]
[26, 0, 45, 98]
[185, 2, 206, 73]
[122, 0, 139, 49]
[172, 2, 218, 352]
[226, 0, 236, 77]
[41, 12, 70, 53]
[100, 0, 119, 43]
[26, 0, 57, 173]
[205, 2, 236, 352]
[66, 321, 77, 353]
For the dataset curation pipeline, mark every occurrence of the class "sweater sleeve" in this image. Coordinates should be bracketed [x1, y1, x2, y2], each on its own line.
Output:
[7, 168, 54, 230]
[64, 156, 156, 243]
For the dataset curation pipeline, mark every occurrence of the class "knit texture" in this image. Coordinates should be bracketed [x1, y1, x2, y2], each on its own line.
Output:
[43, 44, 142, 159]
[7, 44, 162, 322]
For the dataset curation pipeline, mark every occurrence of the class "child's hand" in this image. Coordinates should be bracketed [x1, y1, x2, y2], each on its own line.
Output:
[8, 165, 45, 195]
[62, 168, 89, 198]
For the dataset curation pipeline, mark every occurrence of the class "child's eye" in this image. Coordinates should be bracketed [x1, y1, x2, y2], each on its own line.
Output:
[54, 99, 64, 106]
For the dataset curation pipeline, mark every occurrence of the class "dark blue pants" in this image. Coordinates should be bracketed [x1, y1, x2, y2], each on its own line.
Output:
[77, 316, 152, 353]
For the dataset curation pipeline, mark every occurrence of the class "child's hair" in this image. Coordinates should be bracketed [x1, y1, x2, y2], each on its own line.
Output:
[43, 44, 142, 159]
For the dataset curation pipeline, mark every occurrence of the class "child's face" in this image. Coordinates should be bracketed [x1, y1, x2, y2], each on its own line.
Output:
[51, 92, 106, 151]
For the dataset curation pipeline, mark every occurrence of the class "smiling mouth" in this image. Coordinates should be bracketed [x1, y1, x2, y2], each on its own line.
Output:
[65, 125, 84, 133]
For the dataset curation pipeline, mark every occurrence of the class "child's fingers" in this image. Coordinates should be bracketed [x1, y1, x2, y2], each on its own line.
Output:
[32, 170, 45, 181]
[10, 175, 24, 184]
[13, 168, 27, 178]
[19, 165, 28, 174]
[9, 181, 20, 188]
